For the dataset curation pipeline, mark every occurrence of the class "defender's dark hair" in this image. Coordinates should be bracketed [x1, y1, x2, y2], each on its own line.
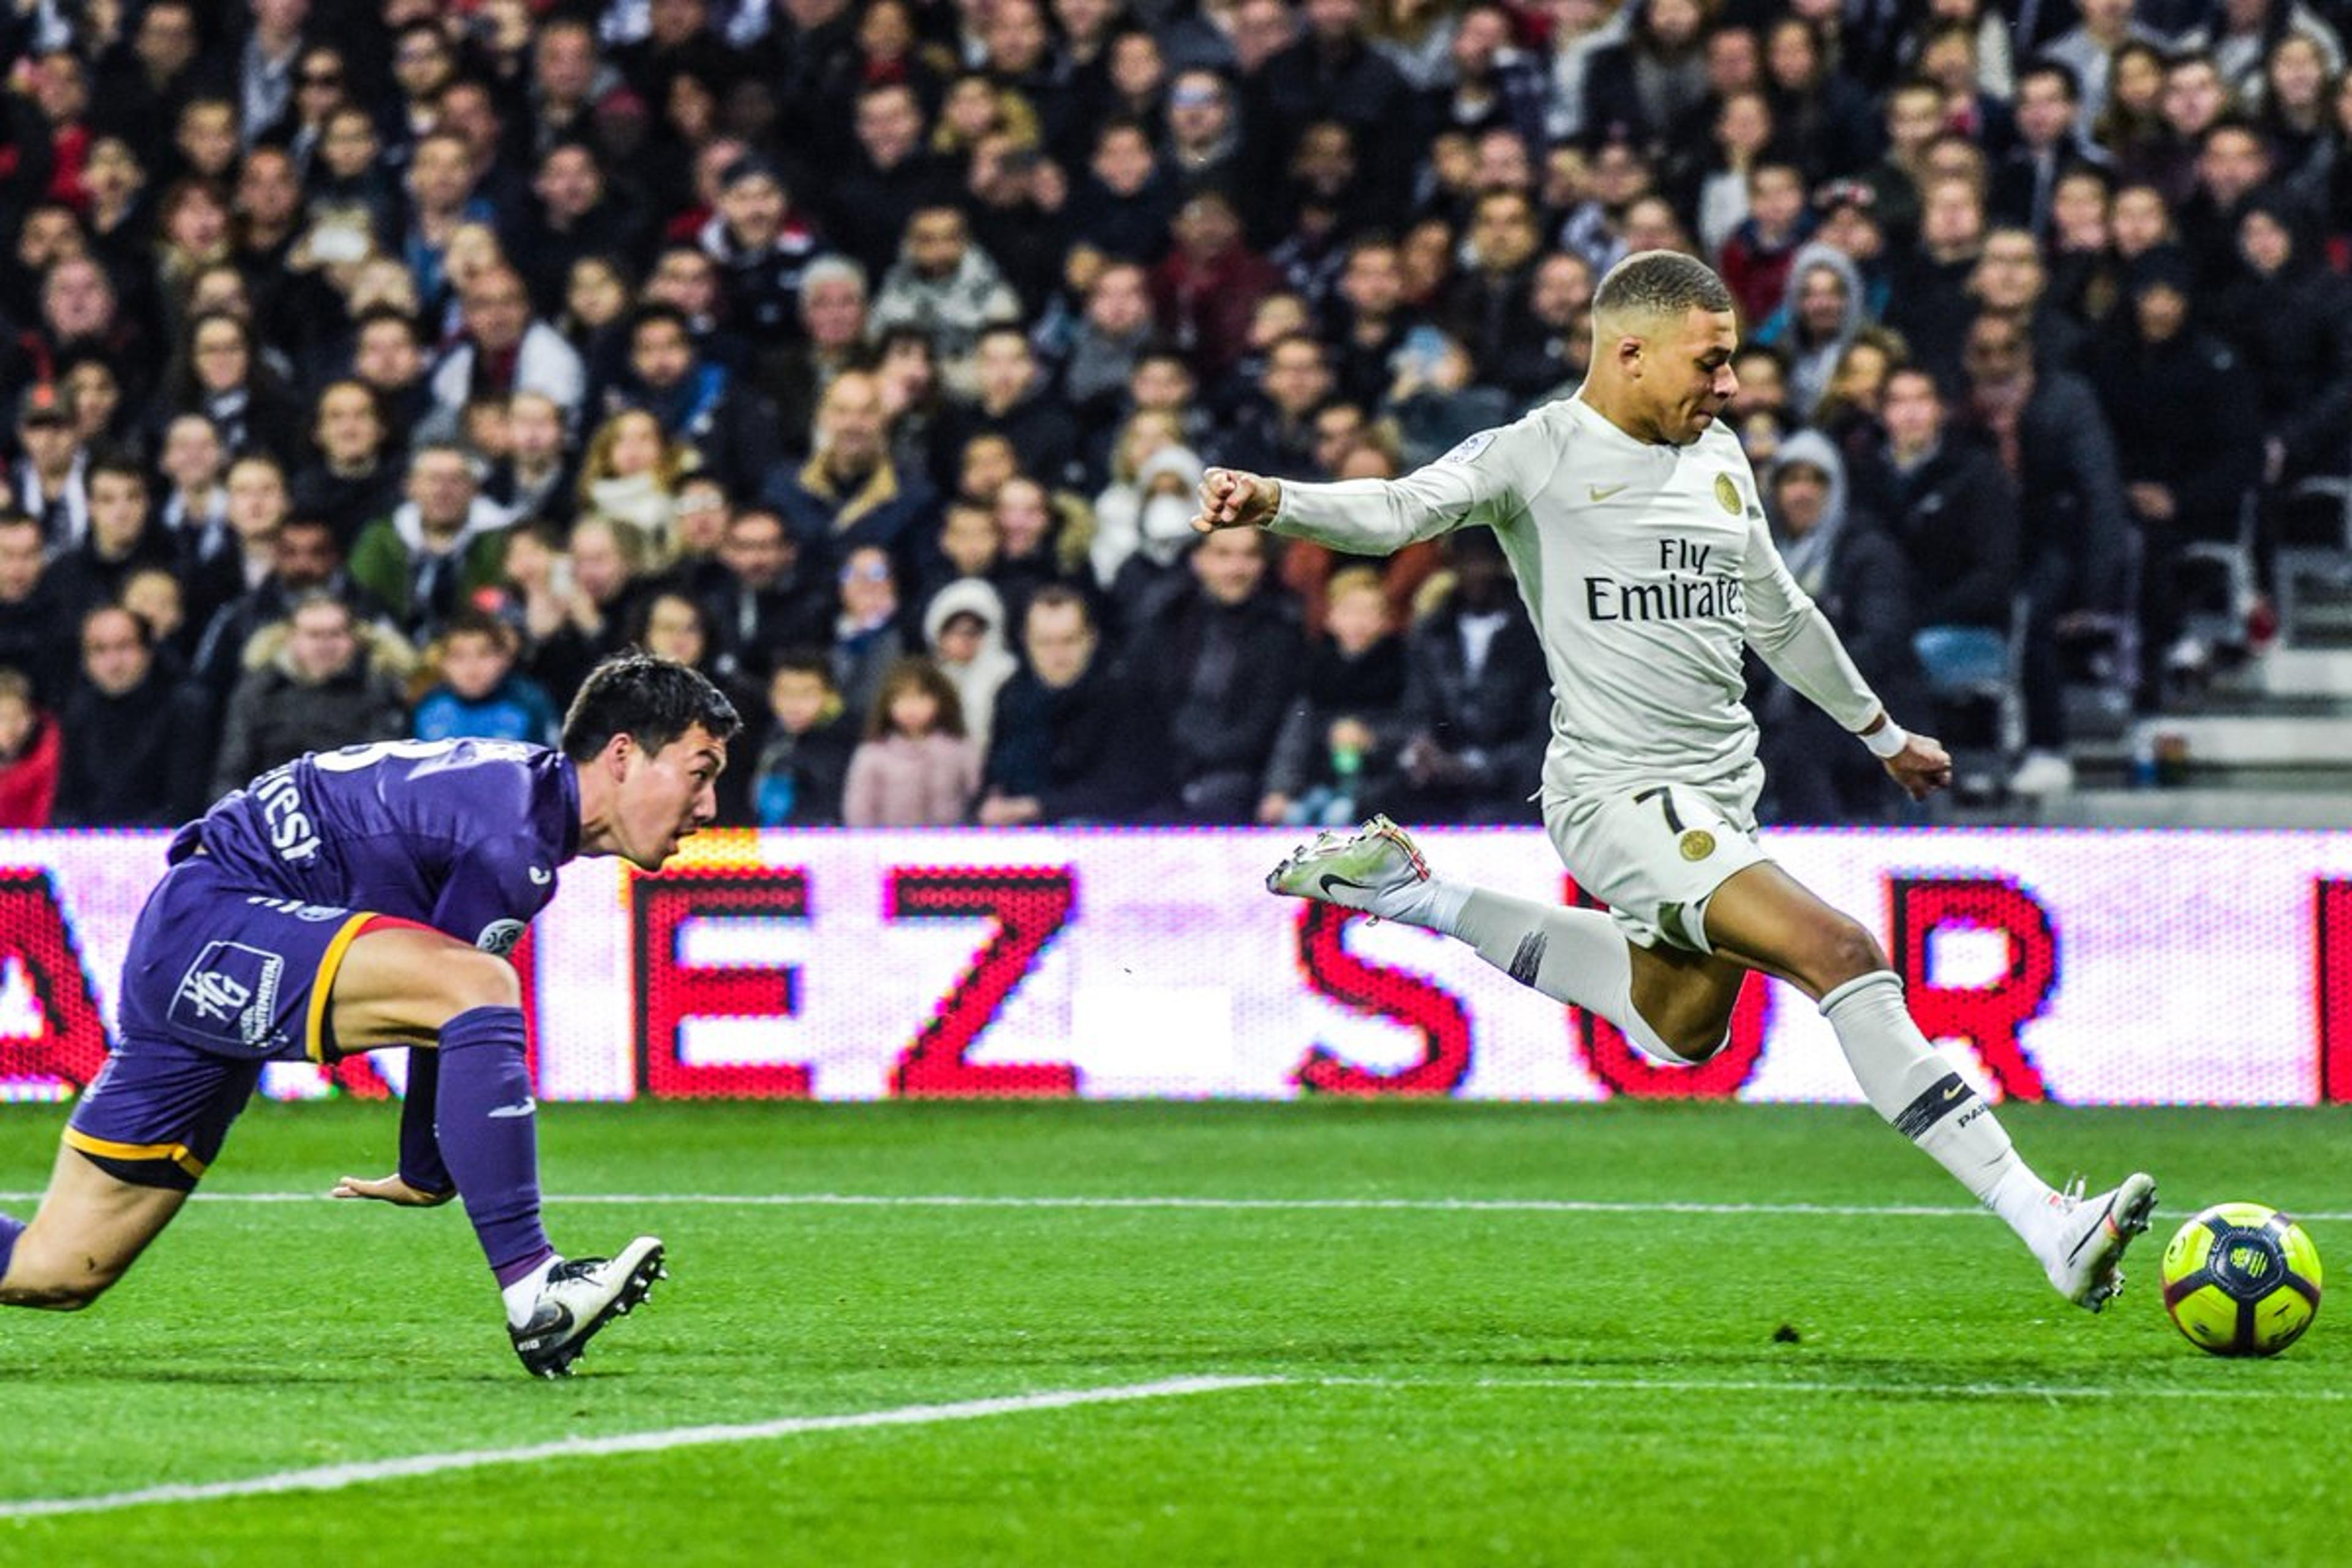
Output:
[1593, 250, 1735, 326]
[560, 652, 742, 762]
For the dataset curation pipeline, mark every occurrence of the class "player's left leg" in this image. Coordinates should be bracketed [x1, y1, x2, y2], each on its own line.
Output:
[1702, 862, 2156, 1310]
[328, 924, 664, 1376]
[0, 1143, 186, 1310]
[1279, 809, 1787, 1067]
[1270, 814, 1763, 1063]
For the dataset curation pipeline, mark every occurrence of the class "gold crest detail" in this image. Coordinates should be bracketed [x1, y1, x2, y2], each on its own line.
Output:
[1678, 829, 1716, 862]
[1714, 473, 1741, 514]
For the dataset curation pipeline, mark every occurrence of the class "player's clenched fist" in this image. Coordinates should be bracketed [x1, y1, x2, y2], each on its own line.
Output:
[1884, 732, 1956, 802]
[1193, 467, 1282, 532]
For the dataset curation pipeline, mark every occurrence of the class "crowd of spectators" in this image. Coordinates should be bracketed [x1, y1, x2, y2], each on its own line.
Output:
[0, 0, 2345, 829]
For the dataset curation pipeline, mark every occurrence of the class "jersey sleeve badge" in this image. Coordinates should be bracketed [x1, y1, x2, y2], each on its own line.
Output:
[1439, 431, 1496, 466]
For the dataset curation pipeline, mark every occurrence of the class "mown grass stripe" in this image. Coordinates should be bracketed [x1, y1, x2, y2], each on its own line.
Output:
[1314, 1374, 2345, 1402]
[0, 1376, 1280, 1520]
[1, 1190, 2323, 1221]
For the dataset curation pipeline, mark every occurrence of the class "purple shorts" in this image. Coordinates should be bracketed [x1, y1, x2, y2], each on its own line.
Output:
[66, 856, 388, 1189]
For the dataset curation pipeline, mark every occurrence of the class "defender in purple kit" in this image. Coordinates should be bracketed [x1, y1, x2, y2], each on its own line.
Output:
[0, 653, 740, 1378]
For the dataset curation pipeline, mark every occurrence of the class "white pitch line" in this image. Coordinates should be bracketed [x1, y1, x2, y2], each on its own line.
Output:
[1, 1370, 2325, 1521]
[1313, 1374, 2352, 1404]
[3, 1189, 2343, 1221]
[0, 1376, 1280, 1521]
[0, 1191, 2003, 1218]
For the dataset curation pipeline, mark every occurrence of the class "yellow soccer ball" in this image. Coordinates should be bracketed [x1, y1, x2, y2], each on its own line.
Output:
[2160, 1203, 2323, 1357]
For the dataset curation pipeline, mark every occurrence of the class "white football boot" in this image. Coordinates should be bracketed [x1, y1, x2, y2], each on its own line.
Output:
[509, 1237, 667, 1377]
[2041, 1173, 2158, 1311]
[1265, 815, 1432, 921]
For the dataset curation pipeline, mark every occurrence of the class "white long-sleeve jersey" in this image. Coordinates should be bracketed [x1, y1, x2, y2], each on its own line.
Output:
[1268, 393, 1883, 806]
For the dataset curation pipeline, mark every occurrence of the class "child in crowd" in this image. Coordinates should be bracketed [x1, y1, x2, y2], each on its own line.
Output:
[922, 576, 1018, 757]
[842, 657, 981, 827]
[412, 608, 559, 745]
[1263, 567, 1409, 826]
[748, 652, 858, 827]
[1719, 161, 1815, 326]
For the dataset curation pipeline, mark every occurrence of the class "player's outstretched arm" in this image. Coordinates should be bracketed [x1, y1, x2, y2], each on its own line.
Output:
[1195, 419, 1537, 554]
[1191, 467, 1283, 532]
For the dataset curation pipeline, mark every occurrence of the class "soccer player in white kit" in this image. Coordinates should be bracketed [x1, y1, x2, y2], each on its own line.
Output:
[1196, 251, 2157, 1310]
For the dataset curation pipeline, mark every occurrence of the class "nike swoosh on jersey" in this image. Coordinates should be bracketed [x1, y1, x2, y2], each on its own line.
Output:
[1588, 484, 1629, 502]
[488, 1099, 537, 1119]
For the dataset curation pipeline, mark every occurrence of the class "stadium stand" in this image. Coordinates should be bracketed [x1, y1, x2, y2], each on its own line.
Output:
[0, 0, 2346, 829]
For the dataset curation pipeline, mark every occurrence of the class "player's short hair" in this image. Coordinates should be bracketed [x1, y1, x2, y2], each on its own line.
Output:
[560, 652, 744, 763]
[1592, 251, 1733, 330]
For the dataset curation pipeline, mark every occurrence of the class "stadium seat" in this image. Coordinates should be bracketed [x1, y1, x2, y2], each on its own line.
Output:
[1914, 598, 2027, 802]
[2275, 460, 2352, 649]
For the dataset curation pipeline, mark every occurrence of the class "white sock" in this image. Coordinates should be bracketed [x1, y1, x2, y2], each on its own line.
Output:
[1374, 872, 1468, 933]
[500, 1254, 564, 1327]
[1819, 972, 2056, 1245]
[1433, 884, 1697, 1065]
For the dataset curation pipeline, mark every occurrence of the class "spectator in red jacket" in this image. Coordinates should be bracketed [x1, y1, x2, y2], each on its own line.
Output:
[0, 667, 58, 827]
[1152, 187, 1281, 383]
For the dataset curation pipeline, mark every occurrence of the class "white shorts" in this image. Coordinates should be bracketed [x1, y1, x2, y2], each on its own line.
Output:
[1544, 782, 1771, 954]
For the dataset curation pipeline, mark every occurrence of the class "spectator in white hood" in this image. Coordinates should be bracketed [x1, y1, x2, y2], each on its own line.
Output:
[921, 575, 1019, 757]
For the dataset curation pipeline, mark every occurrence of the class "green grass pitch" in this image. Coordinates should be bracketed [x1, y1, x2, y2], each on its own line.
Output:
[1, 1099, 2347, 1567]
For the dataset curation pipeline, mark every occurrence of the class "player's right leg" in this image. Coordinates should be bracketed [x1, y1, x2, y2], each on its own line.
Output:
[0, 1142, 187, 1310]
[327, 925, 665, 1377]
[1702, 862, 2156, 1310]
[1272, 813, 2155, 1310]
[4, 856, 279, 1311]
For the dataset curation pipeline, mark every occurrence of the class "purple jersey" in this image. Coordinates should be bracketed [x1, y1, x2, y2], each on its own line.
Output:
[172, 738, 581, 956]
